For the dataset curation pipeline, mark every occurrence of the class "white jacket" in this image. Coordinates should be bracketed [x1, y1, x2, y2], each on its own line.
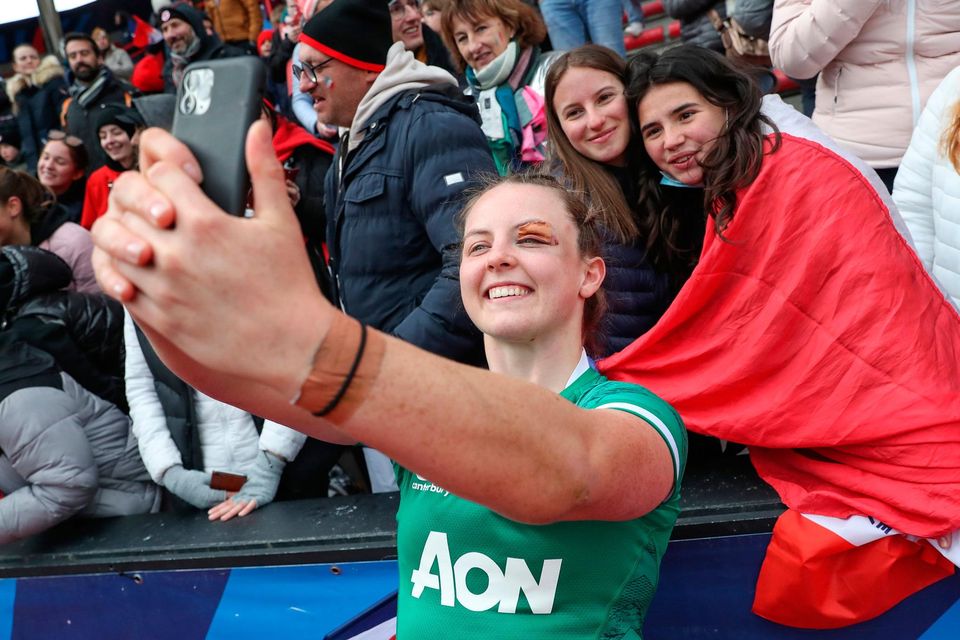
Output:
[893, 66, 960, 309]
[123, 312, 306, 484]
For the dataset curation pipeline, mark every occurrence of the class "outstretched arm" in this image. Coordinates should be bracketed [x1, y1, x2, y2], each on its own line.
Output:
[91, 123, 676, 524]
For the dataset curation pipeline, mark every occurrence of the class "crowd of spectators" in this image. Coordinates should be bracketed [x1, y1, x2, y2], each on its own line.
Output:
[0, 0, 959, 632]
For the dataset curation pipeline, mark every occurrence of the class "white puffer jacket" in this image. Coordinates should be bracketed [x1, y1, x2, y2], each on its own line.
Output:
[770, 0, 960, 169]
[893, 65, 960, 309]
[123, 313, 306, 484]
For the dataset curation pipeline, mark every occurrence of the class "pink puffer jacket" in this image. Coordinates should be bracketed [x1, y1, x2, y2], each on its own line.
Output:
[770, 0, 960, 168]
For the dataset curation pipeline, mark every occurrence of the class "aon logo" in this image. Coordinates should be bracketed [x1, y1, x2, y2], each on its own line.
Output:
[410, 531, 562, 614]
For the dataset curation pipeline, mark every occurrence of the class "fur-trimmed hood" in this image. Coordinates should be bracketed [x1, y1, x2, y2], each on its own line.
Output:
[5, 55, 66, 111]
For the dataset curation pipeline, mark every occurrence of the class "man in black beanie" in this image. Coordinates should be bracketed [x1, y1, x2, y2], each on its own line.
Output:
[290, 0, 495, 492]
[294, 0, 493, 369]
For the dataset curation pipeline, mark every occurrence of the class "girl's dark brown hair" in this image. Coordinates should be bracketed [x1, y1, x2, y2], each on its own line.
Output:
[439, 0, 547, 73]
[544, 45, 639, 244]
[457, 172, 608, 354]
[0, 167, 56, 226]
[626, 46, 780, 269]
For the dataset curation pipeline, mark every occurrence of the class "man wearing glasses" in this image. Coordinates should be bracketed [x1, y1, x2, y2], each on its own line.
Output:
[389, 0, 457, 76]
[292, 0, 494, 489]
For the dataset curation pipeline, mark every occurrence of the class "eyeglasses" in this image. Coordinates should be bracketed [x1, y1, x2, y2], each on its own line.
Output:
[388, 0, 420, 17]
[46, 130, 84, 148]
[292, 57, 334, 87]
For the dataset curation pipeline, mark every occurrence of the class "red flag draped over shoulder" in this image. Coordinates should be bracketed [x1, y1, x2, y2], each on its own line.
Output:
[599, 97, 960, 540]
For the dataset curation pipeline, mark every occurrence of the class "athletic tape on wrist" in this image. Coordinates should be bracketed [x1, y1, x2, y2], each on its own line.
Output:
[295, 313, 386, 421]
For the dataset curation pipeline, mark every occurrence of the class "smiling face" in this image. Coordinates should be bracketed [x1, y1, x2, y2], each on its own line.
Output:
[390, 0, 424, 52]
[460, 182, 604, 346]
[65, 38, 102, 83]
[37, 141, 83, 195]
[637, 81, 726, 186]
[12, 45, 40, 75]
[553, 66, 631, 167]
[450, 13, 514, 71]
[162, 18, 196, 55]
[98, 124, 135, 168]
[298, 43, 374, 128]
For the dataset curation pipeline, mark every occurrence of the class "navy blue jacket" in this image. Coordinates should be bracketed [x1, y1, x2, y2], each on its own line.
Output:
[598, 235, 673, 357]
[325, 85, 495, 365]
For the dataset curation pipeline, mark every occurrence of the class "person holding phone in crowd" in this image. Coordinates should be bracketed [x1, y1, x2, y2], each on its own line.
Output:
[90, 102, 687, 635]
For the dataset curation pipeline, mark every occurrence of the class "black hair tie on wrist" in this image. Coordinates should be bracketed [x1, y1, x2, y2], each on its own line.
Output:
[314, 322, 367, 417]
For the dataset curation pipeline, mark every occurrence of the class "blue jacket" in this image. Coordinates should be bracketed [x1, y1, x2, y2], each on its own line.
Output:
[325, 83, 496, 365]
[599, 236, 673, 357]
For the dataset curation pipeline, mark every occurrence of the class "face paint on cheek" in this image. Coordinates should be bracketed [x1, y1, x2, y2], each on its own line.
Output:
[517, 220, 558, 245]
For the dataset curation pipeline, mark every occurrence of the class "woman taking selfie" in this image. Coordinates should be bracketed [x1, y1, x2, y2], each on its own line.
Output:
[90, 117, 687, 635]
[544, 45, 699, 355]
[441, 0, 556, 174]
[597, 45, 960, 627]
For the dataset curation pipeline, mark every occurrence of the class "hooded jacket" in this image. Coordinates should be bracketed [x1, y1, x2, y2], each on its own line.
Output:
[161, 4, 250, 94]
[5, 55, 68, 173]
[326, 43, 494, 365]
[770, 0, 960, 169]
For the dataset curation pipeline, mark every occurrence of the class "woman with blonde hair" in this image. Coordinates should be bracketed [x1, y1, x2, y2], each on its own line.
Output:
[894, 65, 960, 309]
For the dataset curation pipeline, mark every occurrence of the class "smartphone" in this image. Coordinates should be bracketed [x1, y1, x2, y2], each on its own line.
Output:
[171, 57, 265, 216]
[210, 471, 247, 492]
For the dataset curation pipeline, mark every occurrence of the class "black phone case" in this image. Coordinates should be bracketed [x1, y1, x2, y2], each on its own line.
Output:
[171, 57, 265, 216]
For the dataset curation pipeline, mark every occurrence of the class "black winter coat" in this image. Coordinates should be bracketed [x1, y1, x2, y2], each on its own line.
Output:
[0, 245, 126, 411]
[9, 62, 68, 174]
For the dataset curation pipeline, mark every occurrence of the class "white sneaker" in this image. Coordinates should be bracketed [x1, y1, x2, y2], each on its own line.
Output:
[624, 21, 644, 37]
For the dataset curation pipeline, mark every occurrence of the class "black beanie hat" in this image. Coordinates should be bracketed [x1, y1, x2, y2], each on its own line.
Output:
[300, 0, 392, 72]
[157, 3, 203, 36]
[96, 104, 144, 138]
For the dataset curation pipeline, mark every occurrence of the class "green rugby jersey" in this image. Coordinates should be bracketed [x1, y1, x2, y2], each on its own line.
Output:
[394, 367, 687, 639]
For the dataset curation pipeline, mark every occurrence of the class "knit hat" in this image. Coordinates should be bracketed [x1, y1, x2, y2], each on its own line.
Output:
[0, 118, 20, 149]
[157, 4, 193, 28]
[95, 104, 145, 138]
[257, 29, 274, 56]
[300, 0, 392, 72]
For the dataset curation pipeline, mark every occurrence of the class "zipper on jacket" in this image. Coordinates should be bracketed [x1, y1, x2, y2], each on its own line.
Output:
[905, 0, 921, 128]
